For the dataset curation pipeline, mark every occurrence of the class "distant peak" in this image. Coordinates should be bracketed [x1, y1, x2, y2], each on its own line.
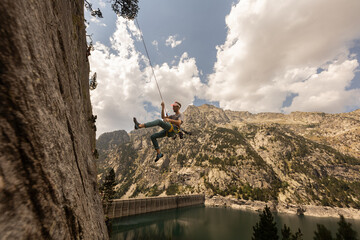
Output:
[96, 130, 130, 151]
[198, 104, 219, 109]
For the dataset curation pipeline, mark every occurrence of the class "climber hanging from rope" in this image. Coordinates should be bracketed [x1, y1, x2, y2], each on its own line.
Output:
[132, 19, 191, 161]
[133, 101, 184, 162]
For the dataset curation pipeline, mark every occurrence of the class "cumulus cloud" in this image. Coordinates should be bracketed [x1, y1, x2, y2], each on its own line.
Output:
[90, 17, 107, 27]
[98, 0, 106, 8]
[152, 40, 159, 51]
[165, 35, 183, 48]
[204, 0, 360, 113]
[89, 18, 202, 136]
[283, 59, 360, 113]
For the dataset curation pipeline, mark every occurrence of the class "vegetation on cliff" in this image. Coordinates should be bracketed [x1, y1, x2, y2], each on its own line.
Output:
[97, 105, 360, 209]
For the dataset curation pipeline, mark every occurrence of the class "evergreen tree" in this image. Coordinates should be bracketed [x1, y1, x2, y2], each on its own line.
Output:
[313, 224, 333, 240]
[336, 215, 358, 240]
[281, 224, 292, 240]
[85, 0, 139, 20]
[281, 224, 303, 240]
[252, 206, 279, 240]
[111, 0, 139, 20]
[100, 168, 117, 237]
[102, 168, 116, 202]
[292, 229, 303, 240]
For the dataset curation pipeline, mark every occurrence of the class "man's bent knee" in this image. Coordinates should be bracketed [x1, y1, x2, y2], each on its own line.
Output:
[145, 119, 162, 128]
[154, 119, 162, 125]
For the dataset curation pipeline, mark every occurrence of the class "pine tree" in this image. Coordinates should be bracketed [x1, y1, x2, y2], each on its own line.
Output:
[100, 168, 117, 237]
[252, 206, 279, 240]
[336, 215, 358, 240]
[100, 168, 117, 216]
[85, 0, 139, 20]
[292, 229, 303, 240]
[102, 168, 116, 203]
[313, 224, 333, 240]
[281, 224, 292, 240]
[281, 224, 303, 240]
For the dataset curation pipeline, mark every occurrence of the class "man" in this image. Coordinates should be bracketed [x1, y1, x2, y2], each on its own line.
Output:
[133, 101, 184, 162]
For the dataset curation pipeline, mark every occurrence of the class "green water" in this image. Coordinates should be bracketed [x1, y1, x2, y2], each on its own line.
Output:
[111, 206, 360, 240]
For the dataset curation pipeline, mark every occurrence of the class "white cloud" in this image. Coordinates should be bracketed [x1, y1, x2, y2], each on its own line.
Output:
[152, 40, 159, 51]
[165, 35, 183, 48]
[283, 59, 360, 113]
[90, 17, 107, 27]
[98, 0, 106, 8]
[89, 18, 202, 136]
[204, 0, 360, 113]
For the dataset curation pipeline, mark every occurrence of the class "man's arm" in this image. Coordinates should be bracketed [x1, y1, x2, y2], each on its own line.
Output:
[161, 102, 166, 119]
[166, 118, 181, 127]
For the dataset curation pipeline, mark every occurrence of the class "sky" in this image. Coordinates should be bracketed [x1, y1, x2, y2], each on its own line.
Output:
[85, 0, 360, 136]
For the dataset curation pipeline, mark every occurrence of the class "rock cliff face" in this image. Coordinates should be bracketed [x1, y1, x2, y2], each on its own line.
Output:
[97, 130, 130, 153]
[98, 105, 360, 210]
[0, 1, 108, 239]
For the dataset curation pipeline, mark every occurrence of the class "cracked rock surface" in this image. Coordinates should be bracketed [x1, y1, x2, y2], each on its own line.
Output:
[0, 1, 108, 239]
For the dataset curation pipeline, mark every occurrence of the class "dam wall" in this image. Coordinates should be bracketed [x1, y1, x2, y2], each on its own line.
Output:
[105, 194, 205, 219]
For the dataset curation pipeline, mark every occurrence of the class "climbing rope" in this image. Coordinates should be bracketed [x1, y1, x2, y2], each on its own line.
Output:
[135, 19, 193, 138]
[135, 18, 168, 115]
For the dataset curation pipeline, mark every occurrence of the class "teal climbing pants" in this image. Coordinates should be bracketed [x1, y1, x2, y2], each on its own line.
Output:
[145, 119, 176, 150]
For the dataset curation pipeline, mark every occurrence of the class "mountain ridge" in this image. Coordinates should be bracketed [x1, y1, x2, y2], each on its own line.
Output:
[97, 105, 360, 211]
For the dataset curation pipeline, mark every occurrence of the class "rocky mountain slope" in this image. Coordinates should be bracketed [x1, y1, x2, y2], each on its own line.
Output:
[0, 0, 108, 239]
[97, 105, 360, 210]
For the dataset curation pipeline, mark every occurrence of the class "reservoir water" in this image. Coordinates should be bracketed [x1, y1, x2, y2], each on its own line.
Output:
[112, 206, 360, 240]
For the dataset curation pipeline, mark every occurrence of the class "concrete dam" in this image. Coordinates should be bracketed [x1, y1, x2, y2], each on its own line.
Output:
[106, 194, 205, 219]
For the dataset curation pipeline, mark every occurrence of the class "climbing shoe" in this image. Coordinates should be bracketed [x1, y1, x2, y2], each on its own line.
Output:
[155, 153, 164, 162]
[133, 117, 140, 130]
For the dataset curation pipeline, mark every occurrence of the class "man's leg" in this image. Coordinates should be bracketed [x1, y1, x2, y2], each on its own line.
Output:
[133, 118, 170, 161]
[150, 130, 167, 162]
[135, 119, 171, 131]
[150, 130, 167, 151]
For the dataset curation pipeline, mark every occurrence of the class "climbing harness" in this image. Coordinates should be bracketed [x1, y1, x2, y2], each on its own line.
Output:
[166, 123, 180, 137]
[164, 122, 192, 139]
[171, 128, 192, 140]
